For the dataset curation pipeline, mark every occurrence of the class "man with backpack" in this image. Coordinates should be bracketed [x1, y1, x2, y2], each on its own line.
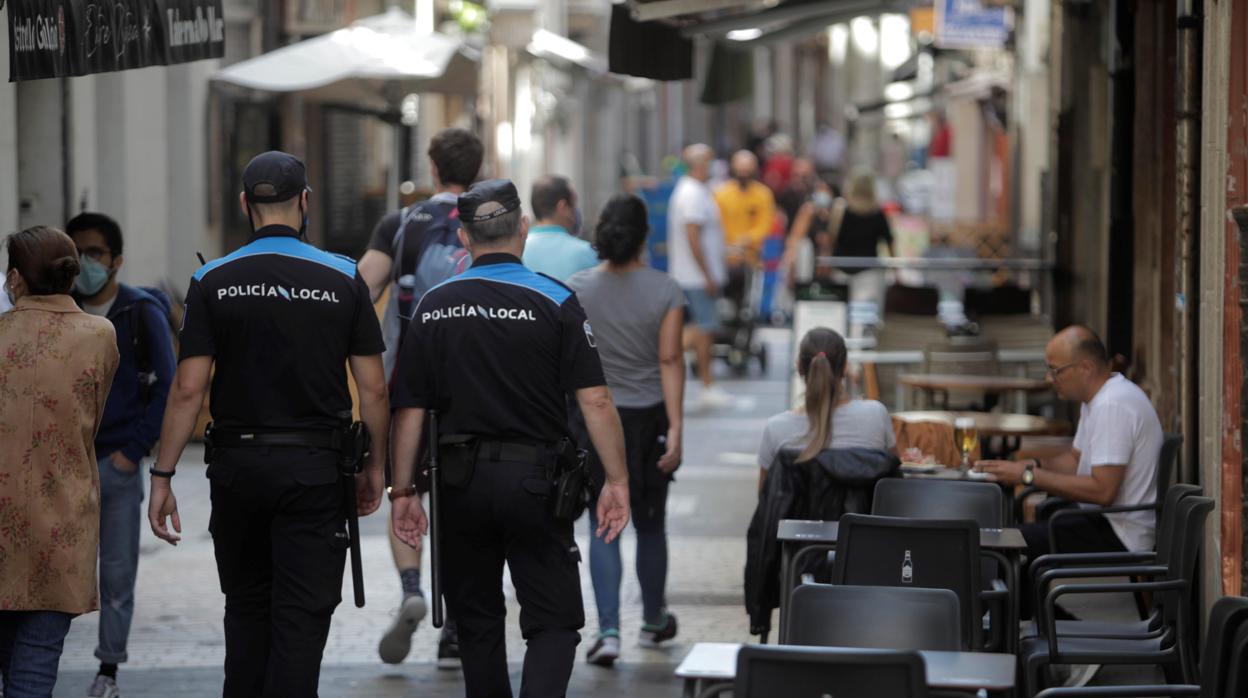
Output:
[356, 127, 484, 668]
[67, 212, 177, 698]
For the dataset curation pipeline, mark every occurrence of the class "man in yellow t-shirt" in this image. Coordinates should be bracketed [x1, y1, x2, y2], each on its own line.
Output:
[715, 150, 776, 264]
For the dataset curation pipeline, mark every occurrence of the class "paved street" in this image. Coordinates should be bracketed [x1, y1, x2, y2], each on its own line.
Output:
[52, 331, 792, 698]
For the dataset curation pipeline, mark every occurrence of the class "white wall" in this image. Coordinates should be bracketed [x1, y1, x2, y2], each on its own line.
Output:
[166, 60, 219, 287]
[95, 67, 170, 287]
[70, 76, 98, 215]
[0, 19, 19, 248]
[16, 79, 66, 231]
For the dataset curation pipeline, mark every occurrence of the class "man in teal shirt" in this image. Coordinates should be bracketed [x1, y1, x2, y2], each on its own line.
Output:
[523, 175, 599, 280]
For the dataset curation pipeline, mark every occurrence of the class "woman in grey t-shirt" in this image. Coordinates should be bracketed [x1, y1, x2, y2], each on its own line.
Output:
[756, 327, 896, 490]
[567, 195, 686, 666]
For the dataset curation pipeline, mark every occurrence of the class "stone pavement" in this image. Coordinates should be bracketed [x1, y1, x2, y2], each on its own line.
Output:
[52, 332, 794, 698]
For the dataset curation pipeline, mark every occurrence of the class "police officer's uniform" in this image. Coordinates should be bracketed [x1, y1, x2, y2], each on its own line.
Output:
[178, 152, 385, 696]
[391, 180, 605, 697]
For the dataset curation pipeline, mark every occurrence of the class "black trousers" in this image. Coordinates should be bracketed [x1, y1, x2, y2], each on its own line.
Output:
[441, 458, 584, 698]
[1020, 511, 1127, 619]
[207, 447, 347, 698]
[577, 402, 672, 533]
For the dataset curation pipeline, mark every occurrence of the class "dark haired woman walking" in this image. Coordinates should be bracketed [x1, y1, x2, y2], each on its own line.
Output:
[567, 195, 686, 666]
[0, 227, 119, 697]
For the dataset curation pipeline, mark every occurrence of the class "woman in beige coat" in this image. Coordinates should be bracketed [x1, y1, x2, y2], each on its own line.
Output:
[0, 226, 118, 697]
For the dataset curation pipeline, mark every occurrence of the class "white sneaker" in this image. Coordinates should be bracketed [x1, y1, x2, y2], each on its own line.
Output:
[697, 386, 735, 410]
[87, 675, 121, 698]
[586, 634, 620, 667]
[1064, 664, 1101, 687]
[378, 593, 428, 665]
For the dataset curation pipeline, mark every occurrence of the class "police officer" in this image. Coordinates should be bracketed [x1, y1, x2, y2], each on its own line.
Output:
[147, 151, 391, 696]
[389, 179, 632, 698]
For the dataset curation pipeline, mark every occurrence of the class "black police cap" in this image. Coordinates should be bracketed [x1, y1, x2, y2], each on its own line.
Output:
[242, 151, 311, 204]
[458, 179, 521, 223]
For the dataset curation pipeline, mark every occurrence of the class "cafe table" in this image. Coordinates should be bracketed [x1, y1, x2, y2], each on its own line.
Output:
[675, 642, 1018, 697]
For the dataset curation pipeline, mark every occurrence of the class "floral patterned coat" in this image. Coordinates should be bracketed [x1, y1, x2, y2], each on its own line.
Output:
[0, 294, 118, 614]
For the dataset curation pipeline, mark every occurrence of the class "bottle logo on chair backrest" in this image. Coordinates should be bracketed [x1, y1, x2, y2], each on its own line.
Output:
[901, 550, 914, 583]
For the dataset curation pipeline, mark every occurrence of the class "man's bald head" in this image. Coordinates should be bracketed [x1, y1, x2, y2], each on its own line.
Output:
[1045, 325, 1111, 402]
[1051, 325, 1109, 366]
[684, 144, 714, 181]
[730, 150, 758, 179]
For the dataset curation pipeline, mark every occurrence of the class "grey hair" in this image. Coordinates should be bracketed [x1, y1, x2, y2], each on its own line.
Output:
[464, 203, 522, 245]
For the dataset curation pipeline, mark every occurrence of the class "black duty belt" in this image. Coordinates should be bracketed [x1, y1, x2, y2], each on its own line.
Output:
[475, 440, 551, 465]
[210, 428, 343, 451]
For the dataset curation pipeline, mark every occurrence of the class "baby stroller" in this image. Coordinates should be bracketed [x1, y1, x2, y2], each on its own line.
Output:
[716, 250, 769, 376]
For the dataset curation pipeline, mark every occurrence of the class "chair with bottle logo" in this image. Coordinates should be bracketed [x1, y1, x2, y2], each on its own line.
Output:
[831, 514, 983, 650]
[872, 479, 1011, 651]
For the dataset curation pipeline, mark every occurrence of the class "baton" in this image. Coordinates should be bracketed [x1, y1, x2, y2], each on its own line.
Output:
[429, 410, 444, 628]
[344, 466, 366, 608]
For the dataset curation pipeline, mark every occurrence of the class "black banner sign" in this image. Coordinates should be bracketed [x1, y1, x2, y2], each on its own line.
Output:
[8, 0, 225, 81]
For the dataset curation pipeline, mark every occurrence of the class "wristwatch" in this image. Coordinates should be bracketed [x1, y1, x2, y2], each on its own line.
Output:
[387, 484, 418, 501]
[149, 465, 176, 479]
[1022, 463, 1035, 486]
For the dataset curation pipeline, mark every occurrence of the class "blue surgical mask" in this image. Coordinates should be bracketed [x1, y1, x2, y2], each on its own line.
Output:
[73, 254, 111, 296]
[812, 191, 834, 209]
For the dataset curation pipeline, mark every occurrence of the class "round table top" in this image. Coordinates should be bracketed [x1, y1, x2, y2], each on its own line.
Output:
[897, 373, 1052, 393]
[892, 410, 1072, 437]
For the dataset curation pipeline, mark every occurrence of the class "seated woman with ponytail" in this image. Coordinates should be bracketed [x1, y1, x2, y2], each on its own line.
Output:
[756, 327, 896, 489]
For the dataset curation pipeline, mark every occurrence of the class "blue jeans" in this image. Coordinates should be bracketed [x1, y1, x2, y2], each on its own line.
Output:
[0, 610, 74, 698]
[587, 508, 668, 633]
[96, 455, 144, 664]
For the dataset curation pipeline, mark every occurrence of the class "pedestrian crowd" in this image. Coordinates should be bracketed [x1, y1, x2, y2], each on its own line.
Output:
[0, 126, 1163, 698]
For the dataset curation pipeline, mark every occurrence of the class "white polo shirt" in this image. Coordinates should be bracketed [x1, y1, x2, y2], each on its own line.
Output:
[1072, 373, 1164, 551]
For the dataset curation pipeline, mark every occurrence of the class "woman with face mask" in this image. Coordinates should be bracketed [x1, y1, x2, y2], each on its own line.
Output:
[0, 226, 120, 697]
[781, 178, 841, 286]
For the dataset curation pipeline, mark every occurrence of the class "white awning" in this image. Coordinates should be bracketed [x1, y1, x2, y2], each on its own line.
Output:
[213, 8, 480, 107]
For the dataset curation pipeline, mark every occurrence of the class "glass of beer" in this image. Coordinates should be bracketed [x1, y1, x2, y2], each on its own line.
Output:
[954, 417, 977, 472]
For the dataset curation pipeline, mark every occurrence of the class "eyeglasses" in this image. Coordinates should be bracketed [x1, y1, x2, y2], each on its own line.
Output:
[1045, 362, 1078, 378]
[77, 246, 112, 262]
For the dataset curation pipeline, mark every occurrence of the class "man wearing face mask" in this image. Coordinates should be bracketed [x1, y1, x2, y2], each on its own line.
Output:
[715, 150, 777, 265]
[67, 212, 177, 698]
[522, 175, 599, 282]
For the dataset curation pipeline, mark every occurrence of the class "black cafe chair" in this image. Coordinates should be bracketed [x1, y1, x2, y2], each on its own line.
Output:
[872, 479, 1012, 651]
[831, 514, 983, 650]
[1023, 484, 1202, 641]
[697, 645, 930, 698]
[784, 584, 961, 650]
[1018, 433, 1184, 619]
[873, 478, 1005, 527]
[1019, 496, 1215, 695]
[1035, 595, 1248, 698]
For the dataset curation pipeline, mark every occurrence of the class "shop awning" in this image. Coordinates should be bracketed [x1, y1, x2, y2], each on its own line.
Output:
[212, 8, 479, 107]
[8, 0, 226, 82]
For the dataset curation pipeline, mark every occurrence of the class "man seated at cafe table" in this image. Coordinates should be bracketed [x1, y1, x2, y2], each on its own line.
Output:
[975, 325, 1162, 619]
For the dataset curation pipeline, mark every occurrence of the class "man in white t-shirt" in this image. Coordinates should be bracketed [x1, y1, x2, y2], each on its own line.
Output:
[977, 325, 1163, 618]
[667, 143, 732, 409]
